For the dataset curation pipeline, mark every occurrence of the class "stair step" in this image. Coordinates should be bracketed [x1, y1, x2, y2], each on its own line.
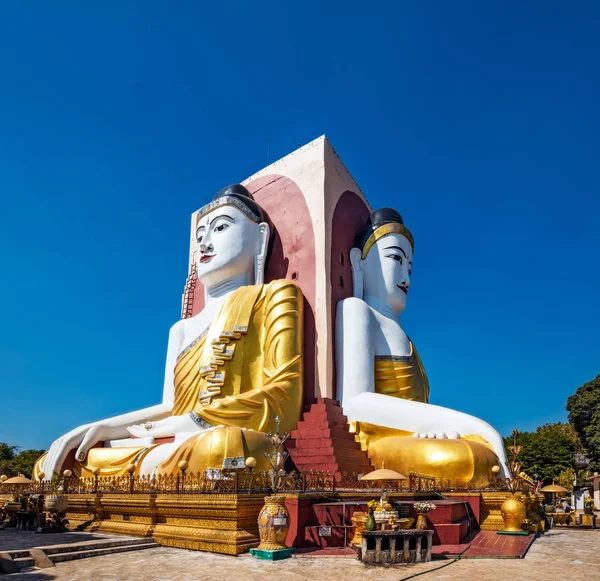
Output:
[49, 542, 159, 563]
[6, 550, 30, 559]
[13, 557, 35, 571]
[42, 537, 156, 555]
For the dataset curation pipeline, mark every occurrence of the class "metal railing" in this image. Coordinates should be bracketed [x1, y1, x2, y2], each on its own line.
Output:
[5, 470, 516, 497]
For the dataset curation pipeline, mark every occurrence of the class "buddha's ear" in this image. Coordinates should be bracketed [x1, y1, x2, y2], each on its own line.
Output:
[255, 222, 270, 285]
[349, 247, 363, 299]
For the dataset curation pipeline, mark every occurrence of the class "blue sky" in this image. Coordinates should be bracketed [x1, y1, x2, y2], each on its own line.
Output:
[1, 1, 598, 450]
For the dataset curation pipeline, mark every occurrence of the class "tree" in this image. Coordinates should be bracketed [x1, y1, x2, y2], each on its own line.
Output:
[567, 373, 600, 473]
[11, 449, 45, 477]
[0, 443, 45, 478]
[504, 423, 580, 485]
[0, 442, 17, 476]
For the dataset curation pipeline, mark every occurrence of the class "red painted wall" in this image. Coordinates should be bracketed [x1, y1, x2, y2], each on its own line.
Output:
[329, 191, 370, 400]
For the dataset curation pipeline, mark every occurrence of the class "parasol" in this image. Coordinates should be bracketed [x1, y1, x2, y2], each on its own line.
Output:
[540, 483, 569, 508]
[539, 484, 568, 493]
[360, 466, 406, 508]
[360, 469, 407, 482]
[1, 475, 33, 485]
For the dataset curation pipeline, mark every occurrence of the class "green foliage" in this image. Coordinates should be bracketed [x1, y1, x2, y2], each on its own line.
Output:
[567, 373, 600, 472]
[0, 442, 45, 478]
[504, 423, 580, 485]
[0, 443, 18, 463]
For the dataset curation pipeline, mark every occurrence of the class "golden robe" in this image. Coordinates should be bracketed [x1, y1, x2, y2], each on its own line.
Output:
[38, 280, 303, 479]
[350, 342, 498, 488]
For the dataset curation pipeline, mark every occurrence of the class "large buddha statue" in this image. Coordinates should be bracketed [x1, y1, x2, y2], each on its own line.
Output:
[36, 185, 303, 479]
[336, 208, 508, 487]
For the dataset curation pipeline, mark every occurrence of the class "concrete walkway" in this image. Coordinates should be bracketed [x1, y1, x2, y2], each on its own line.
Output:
[3, 529, 599, 580]
[0, 529, 127, 553]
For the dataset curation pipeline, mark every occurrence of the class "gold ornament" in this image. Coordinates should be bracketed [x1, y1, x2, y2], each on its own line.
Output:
[350, 512, 367, 545]
[500, 493, 526, 533]
[256, 496, 290, 551]
[361, 222, 414, 258]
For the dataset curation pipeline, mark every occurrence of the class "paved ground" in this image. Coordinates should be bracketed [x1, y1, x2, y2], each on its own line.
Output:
[3, 529, 599, 580]
[0, 529, 125, 552]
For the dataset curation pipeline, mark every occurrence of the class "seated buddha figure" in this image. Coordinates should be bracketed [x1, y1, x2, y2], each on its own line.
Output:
[37, 184, 303, 479]
[336, 208, 508, 488]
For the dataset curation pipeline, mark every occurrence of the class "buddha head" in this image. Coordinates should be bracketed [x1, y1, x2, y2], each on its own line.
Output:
[195, 184, 272, 288]
[350, 208, 414, 314]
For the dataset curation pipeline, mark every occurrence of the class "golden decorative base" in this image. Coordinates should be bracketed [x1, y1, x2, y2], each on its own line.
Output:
[97, 494, 155, 537]
[153, 493, 265, 555]
[480, 491, 541, 532]
[582, 514, 596, 527]
[64, 494, 101, 532]
[61, 492, 266, 555]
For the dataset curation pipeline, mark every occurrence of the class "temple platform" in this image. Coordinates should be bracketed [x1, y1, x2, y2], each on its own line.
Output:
[65, 493, 266, 556]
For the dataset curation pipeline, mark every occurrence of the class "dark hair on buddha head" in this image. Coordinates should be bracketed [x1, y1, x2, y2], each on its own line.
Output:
[353, 207, 411, 251]
[211, 184, 267, 223]
[210, 183, 275, 266]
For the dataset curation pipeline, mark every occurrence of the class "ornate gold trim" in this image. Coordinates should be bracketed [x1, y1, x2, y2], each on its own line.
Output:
[361, 223, 414, 258]
[195, 196, 260, 227]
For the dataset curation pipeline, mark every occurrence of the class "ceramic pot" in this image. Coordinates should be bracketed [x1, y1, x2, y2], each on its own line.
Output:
[257, 496, 290, 551]
[500, 494, 526, 533]
[3, 502, 21, 517]
[45, 495, 68, 513]
[416, 513, 428, 530]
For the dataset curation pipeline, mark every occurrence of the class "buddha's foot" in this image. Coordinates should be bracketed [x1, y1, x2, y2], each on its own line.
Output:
[412, 431, 460, 439]
[368, 436, 499, 488]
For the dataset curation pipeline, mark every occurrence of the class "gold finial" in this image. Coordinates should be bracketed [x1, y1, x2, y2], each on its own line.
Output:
[382, 461, 385, 469]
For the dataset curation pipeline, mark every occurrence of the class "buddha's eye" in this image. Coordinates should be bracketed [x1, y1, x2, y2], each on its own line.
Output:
[214, 223, 229, 233]
[387, 254, 402, 263]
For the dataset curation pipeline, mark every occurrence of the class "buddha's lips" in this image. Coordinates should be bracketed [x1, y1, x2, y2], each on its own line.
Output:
[200, 254, 215, 263]
[397, 285, 408, 295]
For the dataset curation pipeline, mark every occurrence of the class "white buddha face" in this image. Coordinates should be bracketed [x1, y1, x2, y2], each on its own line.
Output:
[195, 205, 267, 287]
[360, 232, 413, 314]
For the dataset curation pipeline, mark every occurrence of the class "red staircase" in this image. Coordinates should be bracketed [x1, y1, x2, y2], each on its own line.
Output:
[287, 398, 373, 476]
[421, 499, 477, 545]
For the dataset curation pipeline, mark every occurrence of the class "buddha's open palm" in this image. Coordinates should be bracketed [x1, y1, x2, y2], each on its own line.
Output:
[44, 422, 130, 477]
[44, 424, 92, 477]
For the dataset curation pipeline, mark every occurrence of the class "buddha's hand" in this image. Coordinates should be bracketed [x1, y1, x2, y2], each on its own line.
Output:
[127, 414, 201, 439]
[412, 431, 461, 439]
[44, 423, 92, 477]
